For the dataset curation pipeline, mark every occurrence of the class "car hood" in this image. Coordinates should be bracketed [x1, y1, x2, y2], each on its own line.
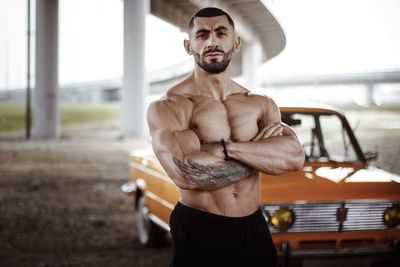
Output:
[260, 164, 400, 203]
[130, 149, 400, 203]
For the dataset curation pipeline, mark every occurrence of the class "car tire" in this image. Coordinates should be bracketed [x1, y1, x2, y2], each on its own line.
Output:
[136, 196, 166, 247]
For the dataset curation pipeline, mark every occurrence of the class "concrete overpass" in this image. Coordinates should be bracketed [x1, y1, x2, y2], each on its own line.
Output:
[261, 69, 400, 105]
[4, 67, 399, 107]
[32, 0, 285, 139]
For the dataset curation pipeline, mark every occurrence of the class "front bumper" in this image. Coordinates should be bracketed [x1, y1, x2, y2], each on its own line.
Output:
[278, 238, 400, 267]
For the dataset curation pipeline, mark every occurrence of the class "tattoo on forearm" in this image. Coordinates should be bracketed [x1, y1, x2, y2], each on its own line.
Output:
[173, 157, 256, 190]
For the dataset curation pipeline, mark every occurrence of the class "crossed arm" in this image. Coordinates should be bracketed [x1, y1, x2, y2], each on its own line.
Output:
[148, 95, 304, 191]
[149, 117, 255, 191]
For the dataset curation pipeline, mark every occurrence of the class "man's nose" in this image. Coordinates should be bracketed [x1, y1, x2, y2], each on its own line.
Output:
[206, 33, 219, 49]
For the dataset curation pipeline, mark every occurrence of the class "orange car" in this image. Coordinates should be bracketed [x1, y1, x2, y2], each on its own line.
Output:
[122, 103, 400, 266]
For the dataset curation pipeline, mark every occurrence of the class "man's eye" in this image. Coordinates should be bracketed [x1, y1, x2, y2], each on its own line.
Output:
[217, 32, 227, 36]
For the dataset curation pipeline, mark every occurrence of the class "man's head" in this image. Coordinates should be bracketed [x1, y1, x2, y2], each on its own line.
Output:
[187, 7, 235, 32]
[184, 7, 240, 74]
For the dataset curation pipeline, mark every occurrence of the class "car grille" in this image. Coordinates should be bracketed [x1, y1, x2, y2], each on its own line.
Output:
[262, 201, 400, 233]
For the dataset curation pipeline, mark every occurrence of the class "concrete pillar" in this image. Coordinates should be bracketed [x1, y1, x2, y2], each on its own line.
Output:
[365, 83, 376, 106]
[122, 0, 148, 137]
[242, 42, 262, 90]
[33, 0, 59, 139]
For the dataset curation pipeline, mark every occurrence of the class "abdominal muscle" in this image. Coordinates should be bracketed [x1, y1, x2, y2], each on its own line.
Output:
[179, 172, 261, 217]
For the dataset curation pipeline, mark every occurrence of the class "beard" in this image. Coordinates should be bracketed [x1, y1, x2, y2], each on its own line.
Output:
[193, 46, 235, 74]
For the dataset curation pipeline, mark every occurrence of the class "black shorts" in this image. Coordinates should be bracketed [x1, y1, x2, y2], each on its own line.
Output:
[169, 202, 277, 267]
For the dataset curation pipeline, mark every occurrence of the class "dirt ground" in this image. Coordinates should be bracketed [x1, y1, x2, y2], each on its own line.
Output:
[0, 111, 399, 267]
[0, 126, 172, 267]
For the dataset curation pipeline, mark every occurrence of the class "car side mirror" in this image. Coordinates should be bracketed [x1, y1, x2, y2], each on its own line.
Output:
[364, 151, 378, 162]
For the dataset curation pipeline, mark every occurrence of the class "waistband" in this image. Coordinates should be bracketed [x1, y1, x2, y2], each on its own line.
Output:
[174, 201, 264, 224]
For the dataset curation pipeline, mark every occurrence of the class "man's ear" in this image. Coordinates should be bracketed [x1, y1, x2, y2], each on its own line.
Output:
[234, 36, 241, 53]
[184, 39, 192, 55]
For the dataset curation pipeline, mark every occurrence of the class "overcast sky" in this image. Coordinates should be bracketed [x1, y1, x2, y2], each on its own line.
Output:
[262, 0, 400, 76]
[1, 0, 400, 89]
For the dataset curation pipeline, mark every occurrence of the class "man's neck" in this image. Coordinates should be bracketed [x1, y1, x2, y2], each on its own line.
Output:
[192, 66, 232, 101]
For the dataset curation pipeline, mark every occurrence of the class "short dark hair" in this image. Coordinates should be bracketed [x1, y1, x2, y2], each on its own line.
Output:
[188, 7, 235, 31]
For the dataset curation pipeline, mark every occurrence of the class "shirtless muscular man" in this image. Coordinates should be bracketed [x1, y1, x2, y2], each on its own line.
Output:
[147, 7, 305, 267]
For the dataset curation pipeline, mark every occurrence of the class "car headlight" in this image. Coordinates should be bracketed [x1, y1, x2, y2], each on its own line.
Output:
[270, 208, 296, 230]
[383, 206, 400, 227]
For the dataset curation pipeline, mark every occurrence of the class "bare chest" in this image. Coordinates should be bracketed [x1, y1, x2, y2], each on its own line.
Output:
[189, 95, 261, 143]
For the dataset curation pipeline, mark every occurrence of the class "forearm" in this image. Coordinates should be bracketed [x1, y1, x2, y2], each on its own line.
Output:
[173, 156, 255, 190]
[154, 129, 255, 190]
[227, 136, 305, 175]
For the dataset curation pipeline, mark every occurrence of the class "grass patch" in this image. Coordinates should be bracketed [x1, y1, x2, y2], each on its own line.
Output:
[0, 103, 120, 133]
[60, 104, 120, 125]
[0, 103, 26, 132]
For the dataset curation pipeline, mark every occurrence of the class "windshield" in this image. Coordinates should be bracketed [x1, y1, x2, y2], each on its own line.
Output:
[282, 112, 362, 163]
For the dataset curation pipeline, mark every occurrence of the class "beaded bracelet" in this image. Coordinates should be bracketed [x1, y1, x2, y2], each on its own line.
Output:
[219, 138, 231, 160]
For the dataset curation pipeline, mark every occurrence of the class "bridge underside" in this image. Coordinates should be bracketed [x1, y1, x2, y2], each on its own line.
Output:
[151, 0, 285, 61]
[33, 0, 284, 139]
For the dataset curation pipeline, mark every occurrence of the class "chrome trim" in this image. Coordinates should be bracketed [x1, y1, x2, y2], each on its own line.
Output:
[263, 201, 400, 233]
[149, 214, 170, 232]
[129, 161, 172, 184]
[121, 182, 137, 194]
[136, 178, 146, 191]
[279, 245, 396, 258]
[145, 191, 175, 210]
[142, 191, 174, 232]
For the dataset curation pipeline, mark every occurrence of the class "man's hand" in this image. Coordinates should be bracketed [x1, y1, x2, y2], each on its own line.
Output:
[227, 121, 304, 175]
[201, 123, 284, 158]
[200, 142, 225, 159]
[251, 123, 283, 141]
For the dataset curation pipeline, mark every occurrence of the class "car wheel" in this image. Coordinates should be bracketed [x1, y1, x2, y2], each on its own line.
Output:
[136, 196, 166, 247]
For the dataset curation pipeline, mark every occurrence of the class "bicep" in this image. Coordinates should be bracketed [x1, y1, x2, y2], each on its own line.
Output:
[147, 99, 205, 188]
[257, 96, 282, 131]
[147, 99, 187, 135]
[151, 129, 201, 159]
[148, 98, 198, 152]
[151, 129, 203, 189]
[257, 96, 298, 139]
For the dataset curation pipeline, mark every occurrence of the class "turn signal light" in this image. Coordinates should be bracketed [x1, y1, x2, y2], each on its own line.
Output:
[383, 206, 400, 227]
[271, 208, 295, 230]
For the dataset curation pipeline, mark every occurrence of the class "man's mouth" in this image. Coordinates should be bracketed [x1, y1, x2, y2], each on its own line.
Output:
[204, 49, 224, 56]
[205, 52, 222, 57]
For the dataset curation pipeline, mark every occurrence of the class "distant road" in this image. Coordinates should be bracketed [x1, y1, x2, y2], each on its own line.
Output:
[261, 69, 400, 88]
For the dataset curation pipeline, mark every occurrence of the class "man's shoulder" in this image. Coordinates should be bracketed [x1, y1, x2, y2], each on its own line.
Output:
[147, 86, 193, 132]
[148, 80, 194, 119]
[249, 93, 276, 105]
[149, 95, 192, 116]
[232, 82, 275, 103]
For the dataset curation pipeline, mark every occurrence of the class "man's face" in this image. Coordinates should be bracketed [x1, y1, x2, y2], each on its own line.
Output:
[185, 16, 240, 74]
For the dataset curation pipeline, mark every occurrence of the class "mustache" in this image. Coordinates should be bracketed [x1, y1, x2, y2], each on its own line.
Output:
[204, 48, 225, 55]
